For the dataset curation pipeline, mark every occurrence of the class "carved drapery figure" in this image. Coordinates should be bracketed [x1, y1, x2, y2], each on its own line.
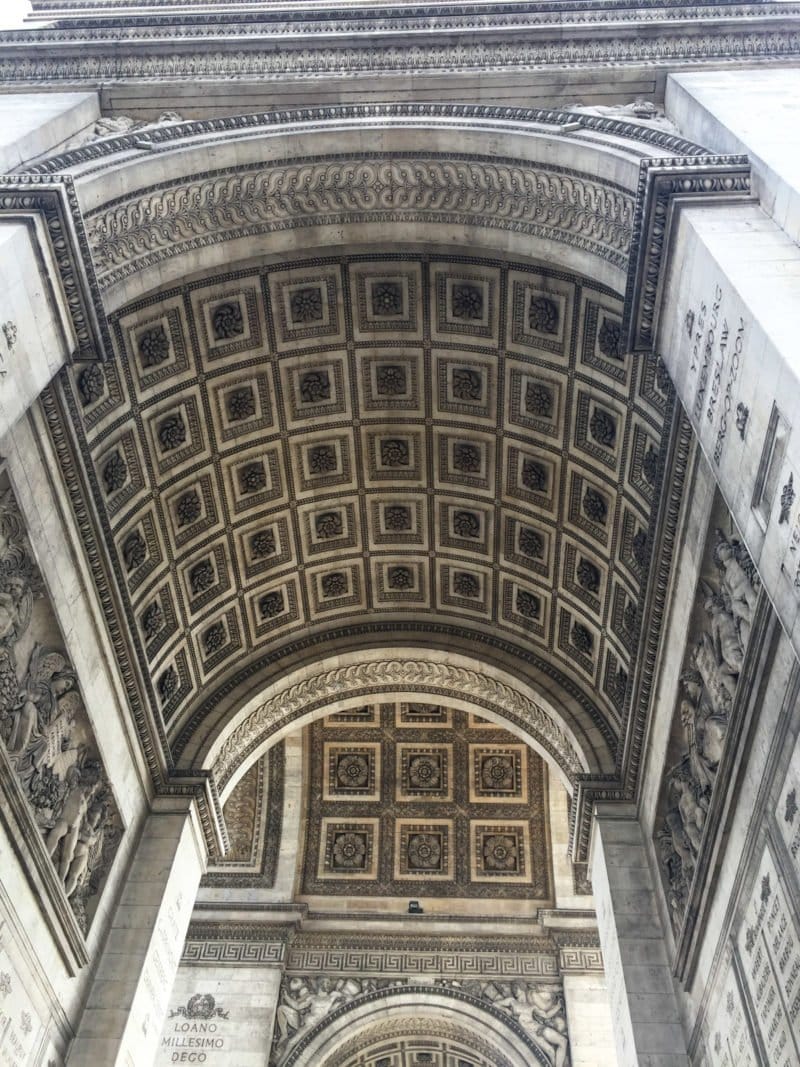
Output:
[680, 669, 727, 791]
[0, 485, 121, 934]
[713, 529, 759, 647]
[656, 520, 760, 931]
[471, 980, 570, 1067]
[569, 99, 680, 134]
[701, 582, 744, 674]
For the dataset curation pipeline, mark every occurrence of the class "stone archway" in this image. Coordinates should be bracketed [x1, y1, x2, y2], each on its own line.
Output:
[273, 985, 557, 1067]
[34, 104, 737, 834]
[18, 100, 744, 1067]
[200, 648, 589, 799]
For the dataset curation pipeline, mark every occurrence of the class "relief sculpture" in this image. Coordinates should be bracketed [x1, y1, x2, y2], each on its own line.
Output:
[270, 973, 569, 1066]
[0, 484, 121, 935]
[656, 520, 760, 930]
[271, 976, 405, 1063]
[438, 979, 570, 1067]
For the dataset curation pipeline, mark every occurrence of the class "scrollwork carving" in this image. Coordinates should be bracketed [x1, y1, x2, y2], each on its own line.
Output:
[213, 658, 583, 790]
[86, 158, 633, 289]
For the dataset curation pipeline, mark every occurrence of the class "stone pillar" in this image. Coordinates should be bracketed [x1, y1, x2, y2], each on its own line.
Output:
[157, 965, 281, 1066]
[68, 797, 207, 1067]
[0, 91, 100, 436]
[562, 974, 617, 1067]
[591, 803, 688, 1067]
[0, 221, 75, 437]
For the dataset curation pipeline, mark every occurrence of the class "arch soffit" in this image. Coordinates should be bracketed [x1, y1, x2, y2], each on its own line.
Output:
[193, 648, 591, 800]
[17, 103, 747, 848]
[63, 109, 686, 309]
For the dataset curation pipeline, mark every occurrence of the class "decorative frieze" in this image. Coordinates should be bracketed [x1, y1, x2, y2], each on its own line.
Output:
[0, 479, 122, 945]
[86, 159, 632, 291]
[655, 499, 761, 938]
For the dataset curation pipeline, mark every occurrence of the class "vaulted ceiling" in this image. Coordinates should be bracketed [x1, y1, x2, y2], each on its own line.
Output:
[50, 247, 674, 778]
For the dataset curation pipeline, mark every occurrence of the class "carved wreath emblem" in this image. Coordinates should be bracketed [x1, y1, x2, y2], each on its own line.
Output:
[170, 993, 229, 1021]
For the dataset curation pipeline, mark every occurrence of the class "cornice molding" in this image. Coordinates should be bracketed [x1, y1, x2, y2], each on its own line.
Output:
[17, 0, 800, 39]
[0, 177, 110, 362]
[623, 155, 752, 353]
[1, 28, 798, 85]
[28, 103, 710, 177]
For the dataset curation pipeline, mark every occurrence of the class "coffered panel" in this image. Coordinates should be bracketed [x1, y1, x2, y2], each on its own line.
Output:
[56, 250, 672, 754]
[300, 705, 550, 902]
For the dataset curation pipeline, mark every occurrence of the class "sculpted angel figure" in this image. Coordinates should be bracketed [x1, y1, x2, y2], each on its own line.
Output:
[680, 669, 727, 791]
[701, 581, 744, 675]
[493, 982, 569, 1067]
[713, 530, 759, 648]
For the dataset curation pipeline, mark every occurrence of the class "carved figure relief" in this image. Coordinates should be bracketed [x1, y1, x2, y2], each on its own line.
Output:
[271, 973, 570, 1067]
[438, 979, 570, 1067]
[272, 976, 402, 1063]
[84, 111, 184, 144]
[0, 482, 122, 935]
[656, 512, 760, 930]
[569, 99, 680, 135]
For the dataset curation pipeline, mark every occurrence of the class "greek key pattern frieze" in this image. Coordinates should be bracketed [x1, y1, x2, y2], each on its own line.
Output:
[286, 945, 559, 978]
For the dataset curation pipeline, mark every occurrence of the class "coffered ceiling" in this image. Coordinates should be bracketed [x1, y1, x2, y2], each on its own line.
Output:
[50, 247, 673, 777]
[299, 704, 551, 905]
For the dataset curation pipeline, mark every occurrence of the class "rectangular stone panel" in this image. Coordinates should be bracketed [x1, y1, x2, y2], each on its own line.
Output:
[737, 843, 800, 1065]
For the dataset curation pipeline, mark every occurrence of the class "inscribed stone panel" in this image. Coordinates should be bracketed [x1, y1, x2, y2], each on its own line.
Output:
[703, 954, 759, 1067]
[737, 844, 800, 1065]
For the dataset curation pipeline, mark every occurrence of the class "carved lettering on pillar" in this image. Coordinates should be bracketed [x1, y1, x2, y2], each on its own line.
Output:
[138, 878, 194, 1043]
[161, 994, 229, 1059]
[685, 281, 747, 467]
[691, 284, 722, 420]
[0, 939, 46, 1066]
[713, 317, 746, 466]
[776, 734, 800, 883]
[688, 299, 707, 374]
[738, 846, 800, 1065]
[704, 956, 758, 1067]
